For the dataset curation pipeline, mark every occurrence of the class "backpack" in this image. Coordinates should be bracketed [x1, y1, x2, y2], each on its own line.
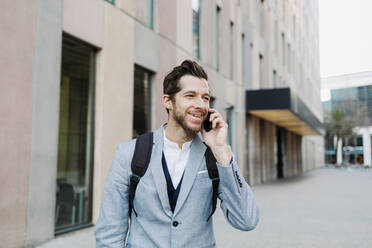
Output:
[128, 132, 219, 222]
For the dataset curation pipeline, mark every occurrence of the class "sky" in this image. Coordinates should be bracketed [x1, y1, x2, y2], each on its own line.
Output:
[318, 0, 372, 78]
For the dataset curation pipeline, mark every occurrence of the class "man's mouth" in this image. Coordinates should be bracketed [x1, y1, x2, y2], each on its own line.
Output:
[189, 113, 203, 121]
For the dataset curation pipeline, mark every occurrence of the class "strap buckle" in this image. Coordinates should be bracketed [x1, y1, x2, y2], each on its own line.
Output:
[130, 174, 141, 185]
[211, 177, 220, 185]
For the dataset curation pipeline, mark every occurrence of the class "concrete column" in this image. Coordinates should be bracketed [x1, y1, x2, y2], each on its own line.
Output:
[26, 0, 63, 246]
[337, 138, 343, 165]
[362, 129, 371, 166]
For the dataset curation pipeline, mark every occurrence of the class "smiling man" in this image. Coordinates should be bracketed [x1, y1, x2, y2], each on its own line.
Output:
[95, 60, 259, 248]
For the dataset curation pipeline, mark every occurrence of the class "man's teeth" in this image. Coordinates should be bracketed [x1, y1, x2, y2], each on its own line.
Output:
[191, 114, 201, 118]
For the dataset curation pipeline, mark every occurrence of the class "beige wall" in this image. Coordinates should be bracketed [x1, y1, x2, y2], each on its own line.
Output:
[0, 0, 36, 247]
[63, 0, 104, 48]
[92, 2, 135, 222]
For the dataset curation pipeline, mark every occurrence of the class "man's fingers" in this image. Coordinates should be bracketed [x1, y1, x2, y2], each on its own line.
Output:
[212, 117, 226, 129]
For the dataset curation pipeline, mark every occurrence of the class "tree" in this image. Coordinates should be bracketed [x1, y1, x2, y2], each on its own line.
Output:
[324, 109, 357, 165]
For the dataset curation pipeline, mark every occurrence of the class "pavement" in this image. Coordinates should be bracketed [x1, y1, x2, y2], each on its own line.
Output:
[38, 167, 372, 248]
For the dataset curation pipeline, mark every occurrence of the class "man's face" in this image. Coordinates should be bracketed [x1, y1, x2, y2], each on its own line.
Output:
[169, 75, 210, 136]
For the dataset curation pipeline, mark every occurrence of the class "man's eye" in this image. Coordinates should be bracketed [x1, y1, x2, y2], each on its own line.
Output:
[204, 97, 210, 101]
[185, 95, 193, 98]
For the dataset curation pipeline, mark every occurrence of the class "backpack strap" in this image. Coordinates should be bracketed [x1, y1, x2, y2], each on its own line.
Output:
[129, 132, 153, 218]
[205, 145, 219, 222]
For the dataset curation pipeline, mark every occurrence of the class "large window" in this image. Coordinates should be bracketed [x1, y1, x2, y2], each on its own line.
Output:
[192, 0, 201, 59]
[133, 65, 152, 138]
[55, 35, 95, 233]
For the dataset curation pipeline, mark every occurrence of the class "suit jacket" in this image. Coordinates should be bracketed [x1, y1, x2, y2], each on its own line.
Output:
[95, 125, 259, 248]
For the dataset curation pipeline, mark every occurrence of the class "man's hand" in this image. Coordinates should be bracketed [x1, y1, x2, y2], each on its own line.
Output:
[201, 109, 232, 166]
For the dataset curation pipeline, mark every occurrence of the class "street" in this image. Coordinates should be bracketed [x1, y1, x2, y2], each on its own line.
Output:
[39, 167, 372, 248]
[214, 167, 372, 247]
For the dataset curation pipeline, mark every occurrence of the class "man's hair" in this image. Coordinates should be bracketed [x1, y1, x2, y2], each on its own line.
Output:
[163, 60, 208, 102]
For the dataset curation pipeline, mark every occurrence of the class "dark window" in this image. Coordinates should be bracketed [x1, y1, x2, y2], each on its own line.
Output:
[105, 0, 115, 5]
[133, 65, 152, 138]
[216, 6, 220, 71]
[357, 136, 363, 146]
[55, 35, 96, 233]
[226, 106, 234, 148]
[242, 33, 246, 87]
[192, 0, 201, 59]
[273, 70, 277, 87]
[148, 0, 154, 29]
[230, 21, 234, 79]
[259, 54, 264, 88]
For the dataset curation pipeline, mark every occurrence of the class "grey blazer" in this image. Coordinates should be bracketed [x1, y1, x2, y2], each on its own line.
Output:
[95, 126, 259, 248]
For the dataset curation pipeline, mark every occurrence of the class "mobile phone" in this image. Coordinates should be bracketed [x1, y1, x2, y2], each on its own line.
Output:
[203, 112, 212, 132]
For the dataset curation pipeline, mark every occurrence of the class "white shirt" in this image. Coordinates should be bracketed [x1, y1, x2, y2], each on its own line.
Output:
[163, 130, 192, 188]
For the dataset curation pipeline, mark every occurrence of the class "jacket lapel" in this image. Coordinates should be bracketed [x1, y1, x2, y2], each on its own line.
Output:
[149, 126, 172, 218]
[173, 133, 206, 216]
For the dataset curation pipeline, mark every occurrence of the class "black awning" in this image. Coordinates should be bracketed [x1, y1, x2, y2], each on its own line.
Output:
[246, 88, 324, 136]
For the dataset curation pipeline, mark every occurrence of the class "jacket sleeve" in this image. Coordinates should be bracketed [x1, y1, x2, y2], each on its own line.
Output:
[95, 142, 134, 247]
[217, 153, 260, 231]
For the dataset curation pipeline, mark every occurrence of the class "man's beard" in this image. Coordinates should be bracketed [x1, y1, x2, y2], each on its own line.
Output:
[172, 107, 203, 139]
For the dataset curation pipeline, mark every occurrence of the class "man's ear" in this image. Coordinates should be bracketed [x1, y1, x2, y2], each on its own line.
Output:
[162, 95, 173, 111]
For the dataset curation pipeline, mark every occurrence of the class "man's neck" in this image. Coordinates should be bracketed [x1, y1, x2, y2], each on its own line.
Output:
[164, 120, 195, 149]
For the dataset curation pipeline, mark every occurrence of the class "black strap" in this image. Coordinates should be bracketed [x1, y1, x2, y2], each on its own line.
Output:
[129, 132, 153, 218]
[205, 145, 219, 221]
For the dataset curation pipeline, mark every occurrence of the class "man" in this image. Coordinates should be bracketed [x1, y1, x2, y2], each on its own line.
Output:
[95, 60, 259, 247]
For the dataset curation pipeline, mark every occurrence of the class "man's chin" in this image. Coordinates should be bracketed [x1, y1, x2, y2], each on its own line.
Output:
[183, 123, 201, 136]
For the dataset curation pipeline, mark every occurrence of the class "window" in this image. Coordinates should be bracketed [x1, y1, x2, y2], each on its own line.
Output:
[273, 70, 277, 88]
[259, 54, 264, 88]
[192, 0, 201, 59]
[357, 136, 363, 147]
[216, 6, 220, 71]
[133, 65, 152, 138]
[249, 43, 254, 89]
[242, 33, 246, 87]
[56, 35, 96, 233]
[230, 21, 234, 79]
[148, 0, 154, 29]
[274, 20, 278, 56]
[226, 105, 234, 148]
[287, 43, 291, 73]
[105, 0, 115, 5]
[259, 0, 265, 38]
[281, 33, 285, 66]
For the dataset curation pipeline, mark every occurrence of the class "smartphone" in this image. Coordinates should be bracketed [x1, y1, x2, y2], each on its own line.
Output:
[203, 112, 212, 132]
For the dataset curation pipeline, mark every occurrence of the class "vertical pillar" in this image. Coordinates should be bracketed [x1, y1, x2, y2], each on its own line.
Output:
[26, 0, 63, 246]
[337, 138, 343, 165]
[363, 129, 371, 166]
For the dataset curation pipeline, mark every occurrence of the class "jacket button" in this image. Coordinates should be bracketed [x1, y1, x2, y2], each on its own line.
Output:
[172, 221, 179, 227]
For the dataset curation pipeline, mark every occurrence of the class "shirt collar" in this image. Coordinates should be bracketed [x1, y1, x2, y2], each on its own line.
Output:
[163, 129, 192, 151]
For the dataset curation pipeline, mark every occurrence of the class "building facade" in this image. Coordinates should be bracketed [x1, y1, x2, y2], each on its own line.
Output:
[322, 71, 372, 166]
[0, 0, 323, 247]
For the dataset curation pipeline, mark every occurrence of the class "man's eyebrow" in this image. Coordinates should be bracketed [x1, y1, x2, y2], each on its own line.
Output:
[182, 91, 211, 97]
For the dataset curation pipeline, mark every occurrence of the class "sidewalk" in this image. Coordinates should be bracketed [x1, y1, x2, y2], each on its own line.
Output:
[38, 167, 372, 247]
